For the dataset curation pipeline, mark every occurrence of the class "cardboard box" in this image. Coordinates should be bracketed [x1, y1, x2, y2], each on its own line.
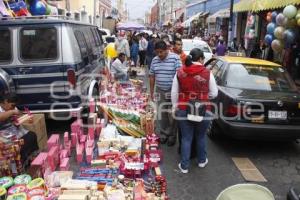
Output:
[38, 135, 48, 150]
[22, 114, 48, 143]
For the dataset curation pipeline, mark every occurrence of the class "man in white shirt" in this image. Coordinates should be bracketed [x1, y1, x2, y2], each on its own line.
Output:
[138, 33, 148, 67]
[115, 31, 130, 59]
[111, 53, 128, 81]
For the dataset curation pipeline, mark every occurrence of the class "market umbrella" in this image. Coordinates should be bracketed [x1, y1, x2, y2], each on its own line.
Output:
[116, 22, 145, 31]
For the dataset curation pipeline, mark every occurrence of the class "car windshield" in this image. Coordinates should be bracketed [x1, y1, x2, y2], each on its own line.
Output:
[183, 41, 210, 53]
[226, 64, 298, 92]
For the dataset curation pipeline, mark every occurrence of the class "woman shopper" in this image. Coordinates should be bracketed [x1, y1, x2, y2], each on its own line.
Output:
[171, 48, 218, 173]
[130, 37, 139, 67]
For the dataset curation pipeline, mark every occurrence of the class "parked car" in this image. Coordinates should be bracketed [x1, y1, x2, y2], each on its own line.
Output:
[182, 39, 213, 63]
[205, 56, 300, 140]
[0, 18, 105, 119]
[99, 28, 111, 43]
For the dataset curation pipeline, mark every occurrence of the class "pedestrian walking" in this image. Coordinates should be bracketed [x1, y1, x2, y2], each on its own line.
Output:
[145, 34, 157, 68]
[138, 33, 148, 67]
[229, 38, 238, 52]
[250, 41, 262, 59]
[149, 40, 182, 146]
[115, 31, 130, 59]
[104, 42, 117, 60]
[172, 38, 187, 64]
[216, 40, 226, 56]
[130, 37, 139, 67]
[171, 48, 218, 173]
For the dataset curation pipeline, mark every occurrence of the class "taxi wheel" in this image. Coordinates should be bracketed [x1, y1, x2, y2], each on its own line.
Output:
[207, 120, 221, 139]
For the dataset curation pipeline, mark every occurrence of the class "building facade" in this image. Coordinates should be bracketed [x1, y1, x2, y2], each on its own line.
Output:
[98, 0, 112, 27]
[159, 0, 186, 25]
[150, 2, 159, 27]
[47, 0, 101, 24]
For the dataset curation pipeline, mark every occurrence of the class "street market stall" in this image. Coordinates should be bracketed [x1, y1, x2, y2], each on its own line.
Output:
[0, 72, 169, 199]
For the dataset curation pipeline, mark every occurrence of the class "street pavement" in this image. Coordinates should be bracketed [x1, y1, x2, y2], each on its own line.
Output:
[162, 136, 300, 200]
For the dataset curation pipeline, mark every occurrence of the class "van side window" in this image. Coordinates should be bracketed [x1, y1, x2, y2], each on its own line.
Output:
[74, 30, 88, 58]
[20, 27, 57, 61]
[0, 30, 11, 62]
[85, 28, 94, 47]
[91, 28, 101, 47]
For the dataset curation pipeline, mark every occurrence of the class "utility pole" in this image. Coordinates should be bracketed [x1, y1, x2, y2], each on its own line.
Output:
[66, 0, 70, 12]
[170, 0, 173, 22]
[157, 0, 161, 27]
[93, 0, 97, 25]
[228, 0, 234, 46]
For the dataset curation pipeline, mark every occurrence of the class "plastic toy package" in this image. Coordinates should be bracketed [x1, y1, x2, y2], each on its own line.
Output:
[0, 0, 58, 17]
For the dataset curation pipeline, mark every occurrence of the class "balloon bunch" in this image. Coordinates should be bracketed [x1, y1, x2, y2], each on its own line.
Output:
[264, 5, 300, 52]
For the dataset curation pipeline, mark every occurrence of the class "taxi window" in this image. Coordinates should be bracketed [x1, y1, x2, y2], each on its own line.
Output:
[211, 60, 224, 82]
[226, 64, 297, 92]
[205, 59, 217, 69]
[0, 30, 11, 62]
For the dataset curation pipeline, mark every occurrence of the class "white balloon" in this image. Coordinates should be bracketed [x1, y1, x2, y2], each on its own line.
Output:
[283, 5, 297, 19]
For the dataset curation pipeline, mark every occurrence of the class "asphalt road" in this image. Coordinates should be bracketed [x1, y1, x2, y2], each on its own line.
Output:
[161, 136, 300, 200]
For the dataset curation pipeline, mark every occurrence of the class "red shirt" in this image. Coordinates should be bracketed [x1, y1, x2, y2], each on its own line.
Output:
[177, 63, 210, 110]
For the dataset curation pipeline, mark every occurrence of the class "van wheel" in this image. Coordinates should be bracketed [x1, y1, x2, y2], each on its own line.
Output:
[207, 120, 221, 140]
[82, 86, 99, 124]
[92, 86, 101, 117]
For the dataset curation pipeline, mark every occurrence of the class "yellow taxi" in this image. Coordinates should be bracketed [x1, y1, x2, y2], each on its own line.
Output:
[205, 56, 300, 140]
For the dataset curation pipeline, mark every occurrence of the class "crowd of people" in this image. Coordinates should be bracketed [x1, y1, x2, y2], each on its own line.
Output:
[90, 26, 300, 173]
[104, 30, 220, 174]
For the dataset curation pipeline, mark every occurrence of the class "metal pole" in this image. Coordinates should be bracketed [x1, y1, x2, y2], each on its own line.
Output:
[228, 0, 234, 46]
[94, 0, 97, 25]
[170, 0, 173, 22]
[66, 0, 70, 11]
[157, 0, 161, 27]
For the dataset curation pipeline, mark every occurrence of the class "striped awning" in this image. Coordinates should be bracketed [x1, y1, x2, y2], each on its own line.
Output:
[182, 12, 203, 28]
[207, 8, 230, 23]
[234, 0, 300, 12]
[233, 0, 255, 12]
[182, 12, 209, 28]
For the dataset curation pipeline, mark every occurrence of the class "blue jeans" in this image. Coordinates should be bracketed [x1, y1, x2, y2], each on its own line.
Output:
[176, 110, 211, 169]
[115, 72, 128, 82]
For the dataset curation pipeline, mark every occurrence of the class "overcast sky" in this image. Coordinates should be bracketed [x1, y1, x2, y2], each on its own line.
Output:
[113, 0, 155, 20]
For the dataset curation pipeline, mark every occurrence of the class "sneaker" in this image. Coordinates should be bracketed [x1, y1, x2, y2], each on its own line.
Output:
[178, 163, 189, 174]
[198, 158, 208, 168]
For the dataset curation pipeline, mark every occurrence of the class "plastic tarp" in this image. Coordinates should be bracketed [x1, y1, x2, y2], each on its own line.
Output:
[116, 22, 145, 31]
[216, 184, 275, 200]
[253, 0, 300, 11]
[233, 0, 256, 12]
[234, 0, 300, 12]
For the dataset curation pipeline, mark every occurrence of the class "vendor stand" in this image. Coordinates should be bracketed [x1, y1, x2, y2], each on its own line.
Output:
[0, 74, 169, 199]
